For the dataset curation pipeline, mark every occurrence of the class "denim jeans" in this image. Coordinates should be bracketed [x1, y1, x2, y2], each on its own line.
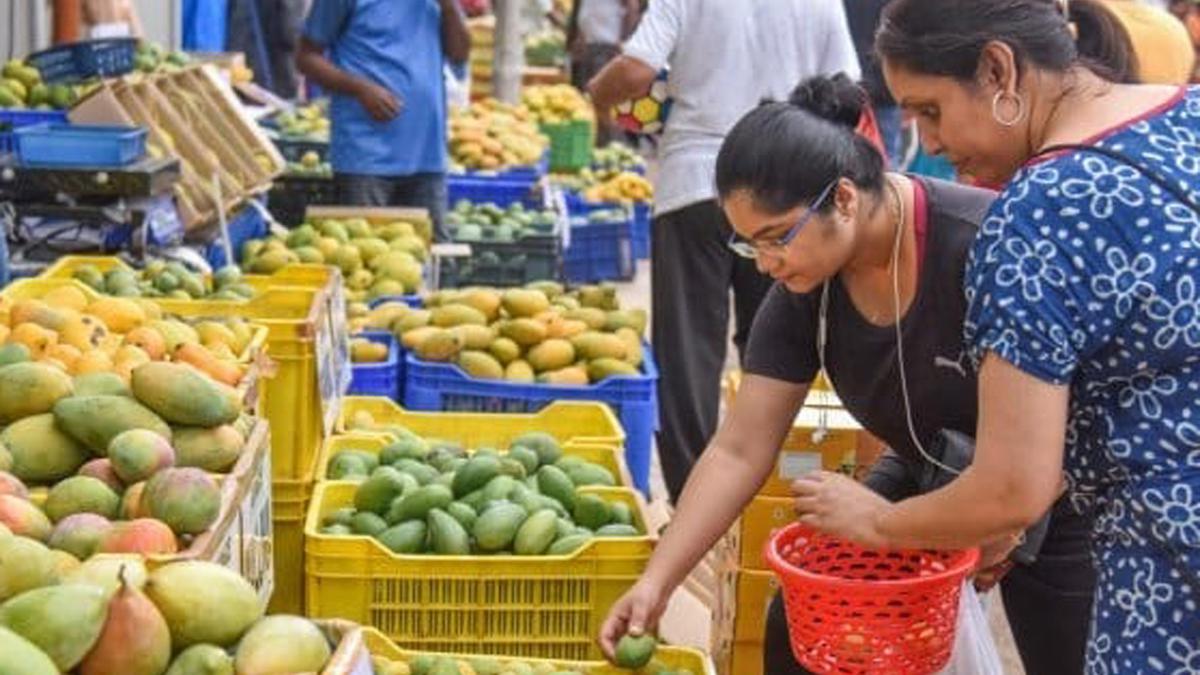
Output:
[335, 172, 449, 242]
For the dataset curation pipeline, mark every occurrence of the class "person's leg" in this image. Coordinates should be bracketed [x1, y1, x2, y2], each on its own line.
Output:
[391, 173, 450, 243]
[652, 200, 735, 501]
[765, 594, 816, 674]
[335, 173, 397, 207]
[999, 504, 1096, 675]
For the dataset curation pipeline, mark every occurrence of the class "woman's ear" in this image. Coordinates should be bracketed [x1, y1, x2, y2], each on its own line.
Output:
[976, 40, 1020, 94]
[832, 177, 859, 224]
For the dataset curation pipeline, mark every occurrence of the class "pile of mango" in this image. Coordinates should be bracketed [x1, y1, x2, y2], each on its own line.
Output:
[0, 288, 256, 384]
[240, 217, 428, 302]
[581, 172, 653, 205]
[524, 30, 566, 68]
[449, 99, 548, 172]
[356, 283, 646, 385]
[71, 260, 254, 301]
[274, 102, 330, 143]
[133, 41, 192, 74]
[0, 58, 78, 109]
[591, 144, 645, 174]
[320, 430, 640, 555]
[0, 354, 253, 557]
[0, 556, 335, 675]
[446, 200, 558, 243]
[285, 150, 332, 178]
[372, 634, 686, 675]
[521, 85, 593, 126]
[350, 336, 390, 363]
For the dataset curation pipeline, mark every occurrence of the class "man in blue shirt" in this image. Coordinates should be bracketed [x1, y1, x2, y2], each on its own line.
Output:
[298, 0, 470, 241]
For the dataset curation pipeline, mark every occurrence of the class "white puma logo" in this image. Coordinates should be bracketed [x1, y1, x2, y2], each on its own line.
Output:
[934, 352, 968, 377]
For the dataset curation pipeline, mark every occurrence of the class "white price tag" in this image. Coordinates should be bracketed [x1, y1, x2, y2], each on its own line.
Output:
[778, 451, 822, 481]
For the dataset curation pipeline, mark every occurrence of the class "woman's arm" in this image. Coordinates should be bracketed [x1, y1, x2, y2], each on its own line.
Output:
[439, 0, 472, 64]
[598, 374, 808, 655]
[794, 354, 1068, 550]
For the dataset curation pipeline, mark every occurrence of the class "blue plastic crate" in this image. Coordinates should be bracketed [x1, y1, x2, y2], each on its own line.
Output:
[205, 201, 269, 268]
[565, 193, 651, 262]
[632, 203, 651, 260]
[403, 343, 659, 494]
[349, 331, 401, 400]
[0, 109, 69, 156]
[564, 217, 635, 283]
[456, 151, 549, 182]
[14, 123, 147, 168]
[367, 295, 424, 310]
[28, 38, 137, 84]
[448, 176, 544, 209]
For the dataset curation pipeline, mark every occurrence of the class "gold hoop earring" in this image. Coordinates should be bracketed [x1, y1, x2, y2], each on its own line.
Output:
[992, 91, 1025, 127]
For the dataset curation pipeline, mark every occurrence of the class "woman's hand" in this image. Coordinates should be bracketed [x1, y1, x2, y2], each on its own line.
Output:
[597, 577, 671, 661]
[791, 471, 891, 549]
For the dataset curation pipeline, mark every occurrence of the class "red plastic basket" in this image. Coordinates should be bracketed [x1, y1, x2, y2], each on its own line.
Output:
[764, 522, 979, 675]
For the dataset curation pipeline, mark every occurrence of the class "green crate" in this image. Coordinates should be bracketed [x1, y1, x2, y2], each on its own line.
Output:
[542, 120, 594, 172]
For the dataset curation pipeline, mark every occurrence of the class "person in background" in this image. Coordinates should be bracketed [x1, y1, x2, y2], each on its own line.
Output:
[842, 0, 905, 166]
[587, 0, 860, 502]
[82, 0, 143, 38]
[297, 0, 470, 241]
[228, 0, 311, 99]
[1100, 0, 1195, 83]
[1169, 0, 1200, 79]
[794, 0, 1200, 671]
[568, 0, 641, 145]
[567, 0, 641, 101]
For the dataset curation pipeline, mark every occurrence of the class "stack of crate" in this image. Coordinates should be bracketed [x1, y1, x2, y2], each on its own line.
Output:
[711, 372, 883, 675]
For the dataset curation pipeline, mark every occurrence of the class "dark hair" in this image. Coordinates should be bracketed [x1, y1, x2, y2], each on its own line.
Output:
[876, 0, 1139, 85]
[715, 74, 885, 215]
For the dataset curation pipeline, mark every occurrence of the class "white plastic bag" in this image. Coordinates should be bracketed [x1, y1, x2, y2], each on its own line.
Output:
[937, 583, 1005, 675]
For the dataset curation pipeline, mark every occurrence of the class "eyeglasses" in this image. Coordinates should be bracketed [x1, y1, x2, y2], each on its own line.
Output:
[727, 180, 837, 260]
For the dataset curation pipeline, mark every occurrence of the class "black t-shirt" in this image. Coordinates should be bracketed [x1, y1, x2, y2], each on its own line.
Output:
[744, 177, 995, 464]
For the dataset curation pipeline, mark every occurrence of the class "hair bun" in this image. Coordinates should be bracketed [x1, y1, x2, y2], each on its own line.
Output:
[787, 73, 867, 130]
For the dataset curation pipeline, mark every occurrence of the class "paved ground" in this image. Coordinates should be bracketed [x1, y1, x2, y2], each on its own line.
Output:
[614, 259, 1026, 673]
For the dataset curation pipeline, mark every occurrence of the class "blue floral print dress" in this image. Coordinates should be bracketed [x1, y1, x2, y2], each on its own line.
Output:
[964, 87, 1200, 674]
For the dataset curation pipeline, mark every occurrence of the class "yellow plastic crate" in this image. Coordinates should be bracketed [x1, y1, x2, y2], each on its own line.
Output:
[362, 627, 717, 675]
[267, 464, 316, 616]
[304, 482, 655, 660]
[338, 398, 625, 447]
[721, 369, 841, 410]
[711, 568, 779, 675]
[732, 496, 795, 572]
[150, 285, 343, 480]
[756, 406, 862, 499]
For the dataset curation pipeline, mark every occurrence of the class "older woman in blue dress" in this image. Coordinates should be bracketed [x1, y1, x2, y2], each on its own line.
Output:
[791, 1, 1200, 672]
